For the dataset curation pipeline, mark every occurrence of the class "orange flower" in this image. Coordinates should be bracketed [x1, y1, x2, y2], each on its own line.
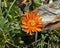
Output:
[21, 12, 43, 35]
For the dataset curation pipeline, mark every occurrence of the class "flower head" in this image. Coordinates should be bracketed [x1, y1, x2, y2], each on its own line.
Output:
[21, 12, 43, 35]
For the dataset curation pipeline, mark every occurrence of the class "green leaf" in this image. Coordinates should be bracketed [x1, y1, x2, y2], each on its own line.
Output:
[33, 0, 42, 8]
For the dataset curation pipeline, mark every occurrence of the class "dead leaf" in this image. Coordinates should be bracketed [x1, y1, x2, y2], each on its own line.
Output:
[33, 0, 60, 30]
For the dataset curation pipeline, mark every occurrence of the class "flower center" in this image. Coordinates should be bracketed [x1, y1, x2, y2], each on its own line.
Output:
[30, 21, 35, 26]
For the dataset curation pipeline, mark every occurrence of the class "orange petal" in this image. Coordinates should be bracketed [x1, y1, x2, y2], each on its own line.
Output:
[22, 21, 27, 25]
[23, 29, 29, 34]
[37, 24, 43, 28]
[21, 25, 28, 29]
[31, 27, 36, 32]
[30, 31, 32, 35]
[36, 28, 42, 32]
[26, 30, 29, 34]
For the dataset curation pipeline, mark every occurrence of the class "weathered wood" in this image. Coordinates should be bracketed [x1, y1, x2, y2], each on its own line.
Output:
[34, 0, 60, 30]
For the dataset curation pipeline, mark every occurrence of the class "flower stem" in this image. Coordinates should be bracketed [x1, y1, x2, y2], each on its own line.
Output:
[35, 32, 38, 45]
